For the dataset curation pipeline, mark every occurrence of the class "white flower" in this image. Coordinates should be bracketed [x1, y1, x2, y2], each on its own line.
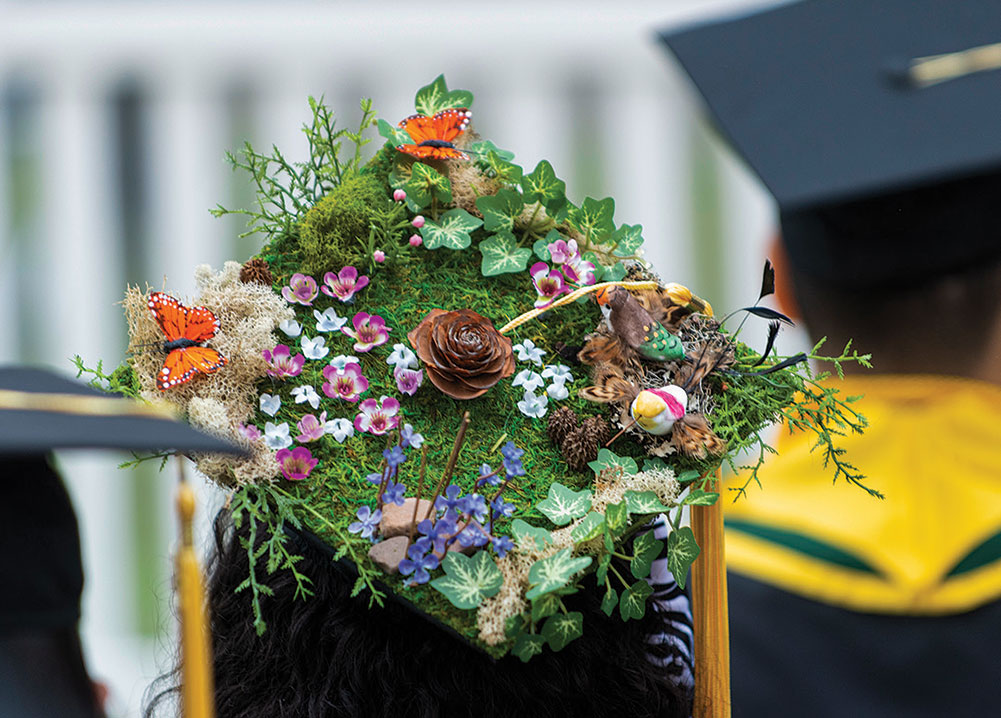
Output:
[512, 368, 544, 393]
[541, 363, 573, 384]
[301, 335, 329, 361]
[517, 390, 548, 418]
[513, 339, 546, 366]
[546, 381, 569, 401]
[386, 342, 418, 370]
[314, 307, 347, 332]
[264, 421, 292, 449]
[291, 385, 321, 410]
[259, 393, 281, 417]
[279, 319, 302, 337]
[325, 417, 355, 443]
[329, 354, 361, 371]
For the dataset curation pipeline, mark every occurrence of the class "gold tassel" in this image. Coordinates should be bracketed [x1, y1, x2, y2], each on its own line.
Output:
[691, 470, 731, 718]
[176, 459, 216, 718]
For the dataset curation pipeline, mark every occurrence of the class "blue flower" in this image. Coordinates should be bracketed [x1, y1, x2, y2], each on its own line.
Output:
[477, 463, 501, 487]
[418, 516, 456, 554]
[460, 493, 489, 523]
[382, 480, 407, 506]
[457, 522, 490, 548]
[492, 535, 515, 558]
[500, 441, 524, 461]
[383, 445, 407, 470]
[348, 505, 382, 540]
[491, 496, 515, 519]
[435, 484, 464, 514]
[501, 442, 526, 478]
[366, 472, 383, 485]
[399, 538, 440, 585]
[400, 423, 424, 450]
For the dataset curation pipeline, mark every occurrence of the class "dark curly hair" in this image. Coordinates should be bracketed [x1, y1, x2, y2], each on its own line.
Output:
[146, 509, 691, 718]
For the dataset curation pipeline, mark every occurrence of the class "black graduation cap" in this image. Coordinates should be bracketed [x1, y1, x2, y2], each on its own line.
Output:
[660, 0, 1001, 286]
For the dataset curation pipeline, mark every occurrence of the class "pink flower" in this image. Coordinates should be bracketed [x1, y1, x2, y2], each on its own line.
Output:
[354, 396, 401, 436]
[409, 234, 423, 247]
[263, 344, 305, 379]
[393, 189, 407, 202]
[321, 266, 369, 303]
[321, 362, 369, 402]
[281, 273, 318, 306]
[373, 250, 386, 263]
[562, 254, 597, 286]
[275, 446, 318, 481]
[238, 423, 262, 441]
[530, 262, 571, 309]
[412, 215, 425, 229]
[395, 367, 423, 396]
[342, 312, 391, 352]
[295, 412, 329, 442]
[547, 238, 578, 265]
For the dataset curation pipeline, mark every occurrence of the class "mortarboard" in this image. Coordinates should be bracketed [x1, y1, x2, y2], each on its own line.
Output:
[660, 0, 1001, 286]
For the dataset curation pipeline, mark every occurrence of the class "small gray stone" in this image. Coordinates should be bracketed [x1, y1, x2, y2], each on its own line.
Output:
[380, 498, 434, 538]
[368, 536, 409, 574]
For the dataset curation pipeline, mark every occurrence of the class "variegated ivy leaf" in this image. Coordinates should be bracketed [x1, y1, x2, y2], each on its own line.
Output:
[414, 74, 473, 117]
[511, 518, 554, 552]
[596, 551, 611, 585]
[619, 579, 654, 621]
[536, 482, 592, 526]
[405, 162, 452, 209]
[470, 139, 515, 162]
[587, 448, 638, 477]
[603, 261, 628, 282]
[681, 488, 720, 506]
[471, 141, 523, 184]
[475, 188, 525, 233]
[531, 591, 564, 622]
[566, 196, 615, 245]
[534, 228, 563, 261]
[376, 118, 415, 147]
[630, 530, 664, 579]
[666, 526, 701, 589]
[541, 611, 584, 652]
[676, 469, 702, 484]
[430, 550, 503, 609]
[526, 547, 592, 600]
[513, 633, 546, 663]
[479, 231, 533, 277]
[611, 223, 644, 257]
[570, 511, 606, 544]
[642, 457, 668, 472]
[420, 208, 483, 250]
[605, 500, 628, 538]
[601, 586, 618, 616]
[521, 159, 567, 215]
[624, 490, 671, 515]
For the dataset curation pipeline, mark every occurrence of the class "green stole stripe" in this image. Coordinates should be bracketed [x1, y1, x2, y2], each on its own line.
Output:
[947, 529, 1001, 577]
[726, 518, 882, 575]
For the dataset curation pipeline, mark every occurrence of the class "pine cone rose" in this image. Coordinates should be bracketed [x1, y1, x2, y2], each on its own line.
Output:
[240, 258, 274, 286]
[408, 308, 516, 400]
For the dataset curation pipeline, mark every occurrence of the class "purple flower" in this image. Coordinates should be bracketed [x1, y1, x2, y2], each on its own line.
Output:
[382, 480, 407, 506]
[531, 261, 571, 309]
[321, 266, 369, 303]
[383, 445, 407, 471]
[275, 447, 318, 481]
[238, 423, 262, 441]
[435, 484, 464, 514]
[281, 273, 318, 306]
[395, 367, 423, 396]
[491, 496, 515, 519]
[348, 505, 382, 540]
[400, 423, 424, 450]
[460, 493, 489, 523]
[342, 312, 391, 353]
[366, 472, 383, 485]
[501, 441, 524, 461]
[547, 238, 579, 265]
[354, 396, 401, 436]
[502, 444, 526, 479]
[477, 463, 501, 487]
[492, 535, 515, 558]
[399, 538, 440, 585]
[457, 522, 490, 548]
[295, 412, 329, 443]
[263, 344, 305, 379]
[418, 516, 456, 554]
[562, 254, 597, 286]
[321, 362, 369, 402]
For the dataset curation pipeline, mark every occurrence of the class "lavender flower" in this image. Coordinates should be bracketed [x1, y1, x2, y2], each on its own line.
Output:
[460, 493, 489, 523]
[417, 516, 456, 554]
[321, 266, 369, 303]
[400, 423, 424, 450]
[383, 445, 407, 472]
[382, 480, 407, 506]
[348, 505, 382, 540]
[477, 463, 501, 487]
[457, 523, 490, 548]
[281, 273, 319, 306]
[398, 538, 440, 585]
[395, 367, 423, 396]
[491, 496, 515, 519]
[492, 535, 515, 558]
[435, 484, 464, 514]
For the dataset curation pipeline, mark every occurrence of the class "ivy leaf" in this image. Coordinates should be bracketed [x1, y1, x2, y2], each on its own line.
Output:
[676, 469, 701, 484]
[570, 511, 606, 544]
[601, 586, 618, 616]
[587, 448, 638, 477]
[642, 457, 668, 472]
[566, 196, 615, 245]
[666, 526, 701, 589]
[605, 500, 628, 538]
[405, 162, 452, 208]
[682, 488, 720, 506]
[536, 482, 592, 526]
[526, 547, 592, 599]
[414, 74, 472, 116]
[630, 531, 664, 579]
[541, 611, 584, 652]
[470, 139, 514, 162]
[534, 228, 564, 261]
[596, 551, 611, 585]
[475, 188, 525, 233]
[611, 223, 644, 257]
[521, 159, 567, 215]
[429, 550, 503, 609]
[619, 579, 654, 621]
[531, 592, 563, 622]
[511, 518, 554, 552]
[603, 261, 628, 282]
[624, 490, 671, 515]
[420, 208, 483, 250]
[479, 231, 533, 276]
[512, 632, 546, 662]
[376, 118, 413, 147]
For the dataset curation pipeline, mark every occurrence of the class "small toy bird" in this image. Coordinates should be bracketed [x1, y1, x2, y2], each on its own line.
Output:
[596, 286, 685, 362]
[629, 385, 688, 436]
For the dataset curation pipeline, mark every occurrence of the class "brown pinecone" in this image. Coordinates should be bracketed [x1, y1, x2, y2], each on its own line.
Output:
[240, 258, 274, 286]
[561, 427, 598, 472]
[547, 406, 579, 445]
[580, 415, 612, 447]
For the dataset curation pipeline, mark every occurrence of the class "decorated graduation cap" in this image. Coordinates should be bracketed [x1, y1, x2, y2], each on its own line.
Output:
[660, 0, 1001, 287]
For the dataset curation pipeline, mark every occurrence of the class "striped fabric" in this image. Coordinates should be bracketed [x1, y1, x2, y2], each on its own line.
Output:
[646, 516, 695, 699]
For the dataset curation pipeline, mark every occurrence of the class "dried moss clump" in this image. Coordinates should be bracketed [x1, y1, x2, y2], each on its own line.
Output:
[298, 172, 391, 276]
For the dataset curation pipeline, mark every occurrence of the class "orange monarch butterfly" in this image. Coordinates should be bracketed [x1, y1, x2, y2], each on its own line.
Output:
[147, 292, 228, 390]
[396, 107, 472, 161]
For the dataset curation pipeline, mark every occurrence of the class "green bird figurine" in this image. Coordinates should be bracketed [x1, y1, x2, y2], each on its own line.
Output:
[596, 286, 685, 362]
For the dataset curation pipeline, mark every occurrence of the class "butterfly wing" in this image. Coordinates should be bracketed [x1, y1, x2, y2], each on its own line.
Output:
[397, 144, 470, 161]
[157, 347, 228, 391]
[397, 108, 471, 161]
[183, 305, 221, 343]
[148, 292, 187, 342]
[430, 108, 470, 143]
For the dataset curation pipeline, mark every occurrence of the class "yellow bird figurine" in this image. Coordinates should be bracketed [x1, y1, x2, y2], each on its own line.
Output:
[629, 385, 688, 436]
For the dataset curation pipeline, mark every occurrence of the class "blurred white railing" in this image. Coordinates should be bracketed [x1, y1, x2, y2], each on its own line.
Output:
[0, 1, 785, 714]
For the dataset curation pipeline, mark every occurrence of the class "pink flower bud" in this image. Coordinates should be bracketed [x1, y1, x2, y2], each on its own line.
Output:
[393, 189, 406, 202]
[409, 234, 423, 247]
[373, 250, 386, 263]
[412, 215, 425, 229]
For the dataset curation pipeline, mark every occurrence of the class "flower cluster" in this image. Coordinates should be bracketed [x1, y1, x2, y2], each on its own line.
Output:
[510, 340, 574, 419]
[386, 343, 423, 396]
[530, 238, 597, 309]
